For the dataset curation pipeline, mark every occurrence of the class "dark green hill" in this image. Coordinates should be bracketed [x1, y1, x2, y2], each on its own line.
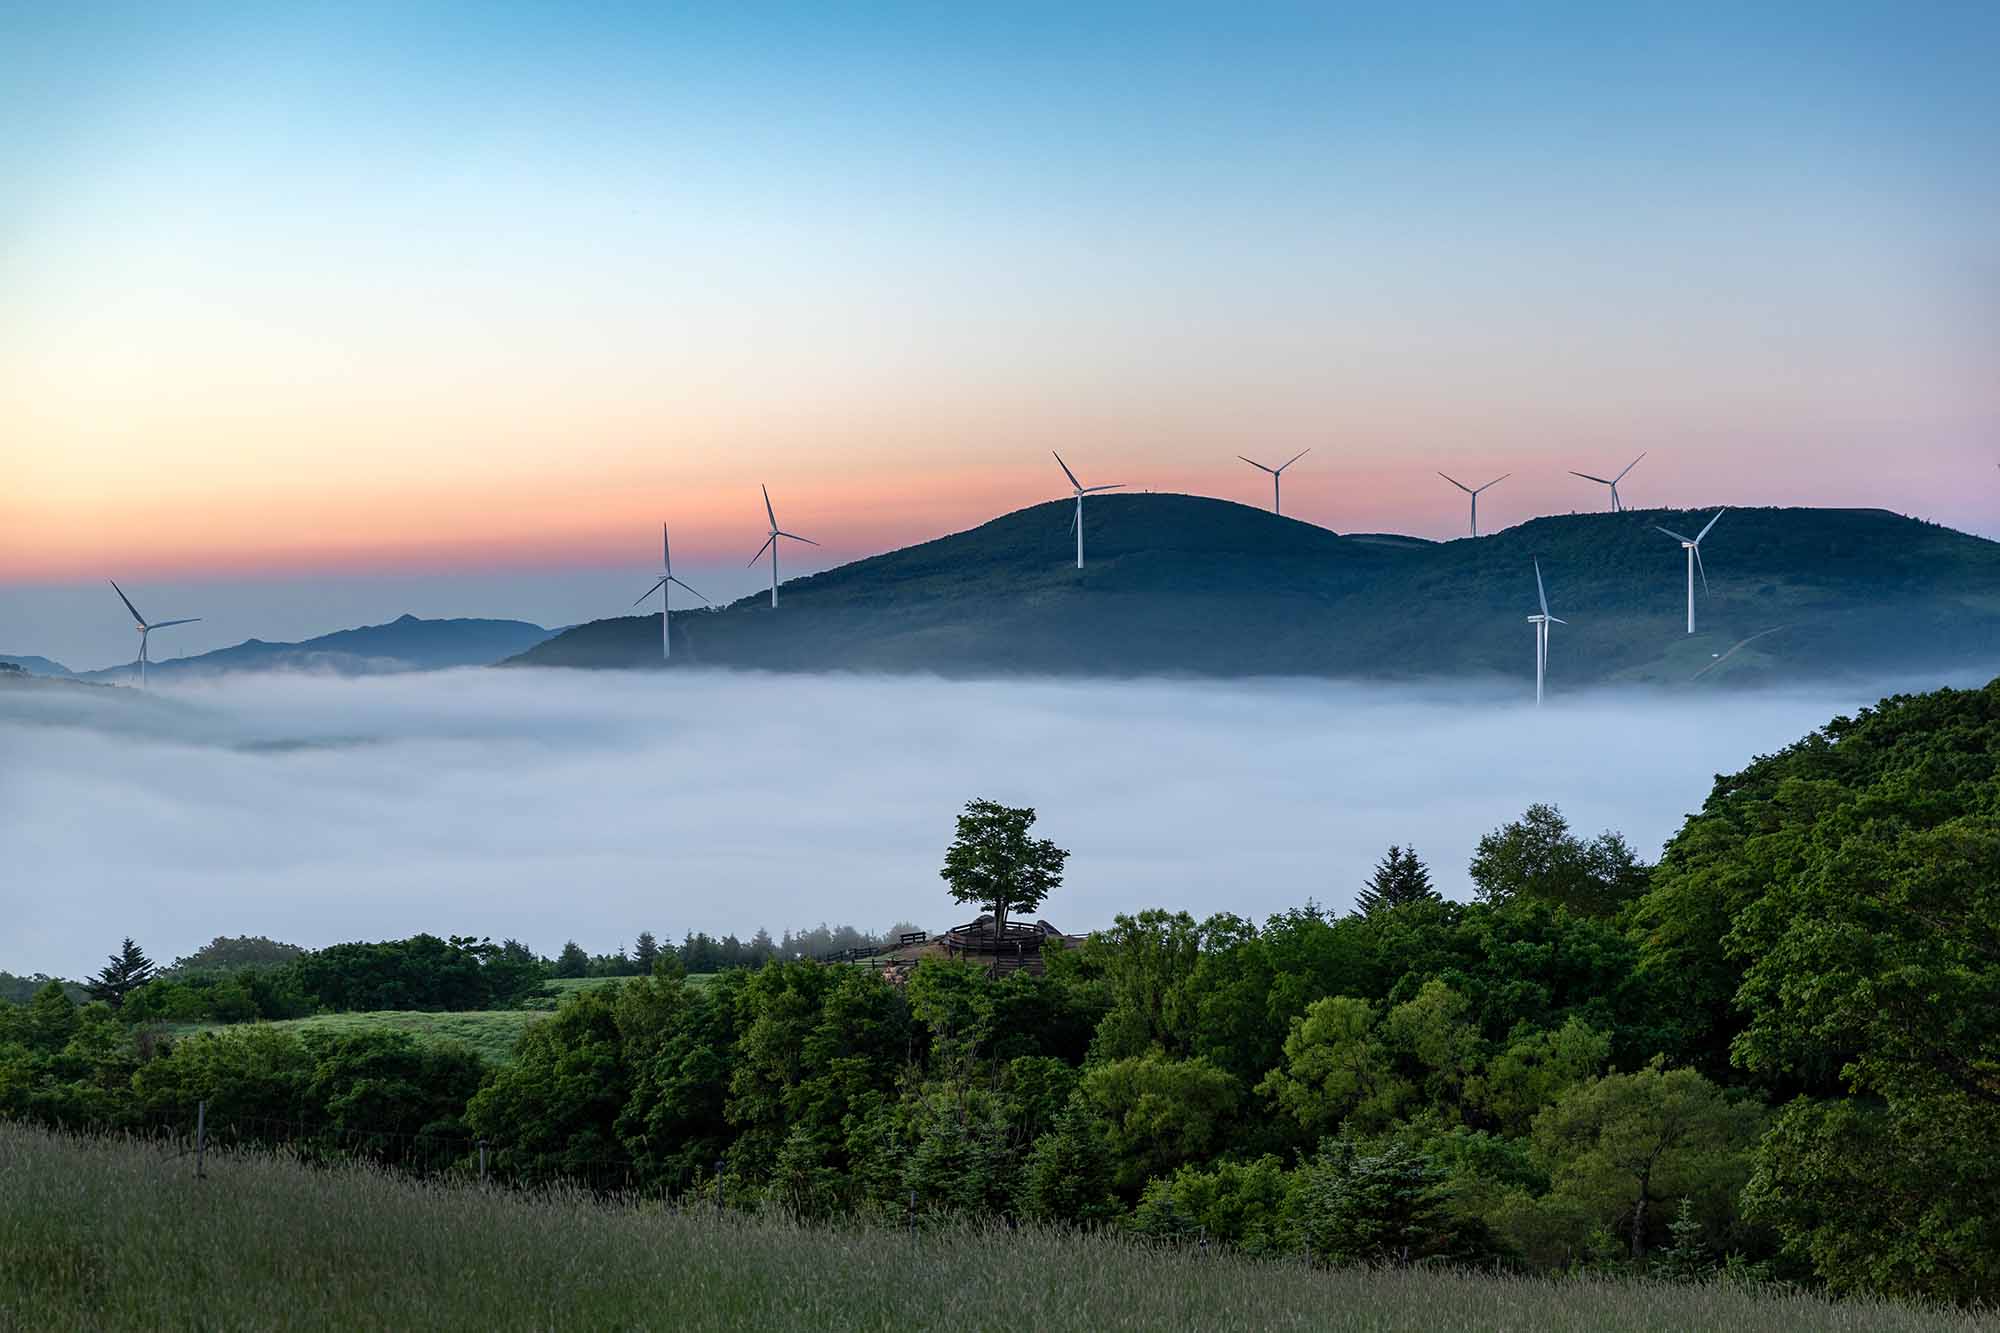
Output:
[506, 496, 2000, 686]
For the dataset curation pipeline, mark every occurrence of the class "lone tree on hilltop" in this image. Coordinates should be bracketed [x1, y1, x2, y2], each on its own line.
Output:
[1354, 845, 1440, 916]
[554, 941, 589, 979]
[941, 798, 1069, 939]
[87, 937, 156, 1009]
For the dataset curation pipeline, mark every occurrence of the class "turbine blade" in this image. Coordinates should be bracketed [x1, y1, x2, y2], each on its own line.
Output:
[108, 579, 146, 627]
[1696, 508, 1726, 542]
[1238, 456, 1275, 474]
[1569, 471, 1612, 484]
[663, 523, 671, 572]
[1695, 545, 1711, 595]
[1535, 560, 1549, 617]
[1069, 503, 1078, 536]
[1278, 448, 1310, 471]
[668, 577, 709, 604]
[1437, 472, 1471, 494]
[778, 531, 819, 546]
[1549, 616, 1568, 625]
[1477, 474, 1510, 492]
[1081, 483, 1122, 493]
[146, 618, 200, 629]
[1654, 525, 1692, 543]
[1614, 451, 1646, 483]
[634, 578, 669, 605]
[1052, 451, 1081, 490]
[762, 484, 776, 528]
[748, 535, 775, 566]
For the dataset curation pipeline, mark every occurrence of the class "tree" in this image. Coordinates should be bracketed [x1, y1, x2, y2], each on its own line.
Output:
[168, 935, 305, 974]
[1293, 1138, 1495, 1267]
[633, 932, 660, 975]
[1256, 995, 1409, 1138]
[86, 938, 155, 1009]
[554, 941, 589, 979]
[1354, 845, 1439, 916]
[1532, 1060, 1763, 1260]
[939, 798, 1069, 941]
[1469, 804, 1647, 917]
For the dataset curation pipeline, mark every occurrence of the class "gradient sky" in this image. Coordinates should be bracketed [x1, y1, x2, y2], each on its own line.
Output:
[4, 2, 1996, 668]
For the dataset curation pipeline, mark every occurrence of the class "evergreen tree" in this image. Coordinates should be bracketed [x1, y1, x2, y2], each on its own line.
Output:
[1655, 1197, 1713, 1280]
[554, 940, 589, 979]
[86, 937, 155, 1009]
[633, 931, 660, 974]
[1353, 845, 1440, 916]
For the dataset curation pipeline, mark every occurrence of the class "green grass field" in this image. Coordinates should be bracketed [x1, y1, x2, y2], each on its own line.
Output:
[3, 1123, 1988, 1332]
[162, 976, 722, 1064]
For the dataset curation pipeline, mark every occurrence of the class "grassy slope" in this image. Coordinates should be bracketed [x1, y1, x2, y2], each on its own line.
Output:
[4, 1125, 1986, 1333]
[510, 496, 2000, 686]
[163, 976, 719, 1064]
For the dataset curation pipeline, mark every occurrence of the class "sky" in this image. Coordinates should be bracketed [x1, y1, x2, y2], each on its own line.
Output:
[1, 667, 1946, 978]
[4, 2, 1997, 668]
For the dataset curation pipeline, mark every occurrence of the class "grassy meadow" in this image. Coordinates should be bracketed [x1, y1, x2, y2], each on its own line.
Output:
[4, 1123, 1989, 1333]
[158, 976, 719, 1065]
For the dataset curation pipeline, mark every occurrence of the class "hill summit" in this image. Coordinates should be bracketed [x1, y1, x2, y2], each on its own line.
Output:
[508, 495, 2000, 686]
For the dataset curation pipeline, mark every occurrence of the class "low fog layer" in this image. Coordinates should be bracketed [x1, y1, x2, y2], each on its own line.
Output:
[0, 668, 1942, 976]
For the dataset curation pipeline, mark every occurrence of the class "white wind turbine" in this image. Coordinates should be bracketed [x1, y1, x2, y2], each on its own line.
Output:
[108, 580, 199, 688]
[1568, 451, 1646, 512]
[1654, 509, 1726, 634]
[1237, 448, 1310, 515]
[1054, 452, 1122, 569]
[748, 485, 818, 608]
[633, 523, 708, 661]
[1527, 559, 1567, 706]
[1438, 472, 1509, 537]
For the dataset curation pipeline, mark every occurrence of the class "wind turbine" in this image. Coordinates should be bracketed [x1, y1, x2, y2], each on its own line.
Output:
[1438, 472, 1509, 537]
[1053, 452, 1122, 569]
[1237, 448, 1310, 515]
[1568, 452, 1646, 512]
[108, 580, 199, 688]
[1526, 559, 1567, 706]
[634, 523, 708, 661]
[748, 485, 818, 608]
[1654, 509, 1726, 634]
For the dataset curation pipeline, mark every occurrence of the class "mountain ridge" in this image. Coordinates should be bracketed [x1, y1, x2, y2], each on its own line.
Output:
[505, 495, 2000, 687]
[76, 615, 556, 683]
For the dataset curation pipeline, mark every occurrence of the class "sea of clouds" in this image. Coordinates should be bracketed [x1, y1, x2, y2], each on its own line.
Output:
[0, 667, 1954, 976]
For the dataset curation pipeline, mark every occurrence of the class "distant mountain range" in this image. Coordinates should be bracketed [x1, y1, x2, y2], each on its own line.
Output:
[53, 615, 557, 683]
[0, 655, 74, 677]
[505, 496, 2000, 687]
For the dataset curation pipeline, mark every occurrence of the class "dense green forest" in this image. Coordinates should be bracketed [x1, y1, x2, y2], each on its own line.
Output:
[4, 679, 1995, 1306]
[508, 497, 2000, 686]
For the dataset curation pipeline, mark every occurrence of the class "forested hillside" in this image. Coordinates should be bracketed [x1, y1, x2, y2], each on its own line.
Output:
[509, 497, 2000, 686]
[4, 680, 1996, 1304]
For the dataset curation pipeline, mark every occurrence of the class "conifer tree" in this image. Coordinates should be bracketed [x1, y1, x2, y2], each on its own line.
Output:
[86, 937, 155, 1009]
[1354, 846, 1439, 916]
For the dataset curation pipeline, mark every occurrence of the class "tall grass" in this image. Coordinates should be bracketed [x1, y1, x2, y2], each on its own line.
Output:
[6, 1124, 1989, 1332]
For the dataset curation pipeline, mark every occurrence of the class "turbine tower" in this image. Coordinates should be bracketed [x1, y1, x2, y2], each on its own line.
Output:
[1654, 509, 1726, 634]
[1568, 452, 1647, 512]
[1237, 448, 1310, 515]
[634, 522, 708, 661]
[1053, 452, 1122, 569]
[1438, 472, 1509, 538]
[1526, 559, 1567, 706]
[748, 485, 818, 608]
[108, 580, 199, 688]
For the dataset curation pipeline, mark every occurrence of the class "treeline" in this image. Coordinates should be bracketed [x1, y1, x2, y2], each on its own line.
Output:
[3, 681, 1996, 1307]
[38, 924, 913, 1028]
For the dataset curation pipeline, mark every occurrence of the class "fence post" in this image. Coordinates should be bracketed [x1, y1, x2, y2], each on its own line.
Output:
[478, 1138, 489, 1185]
[194, 1100, 207, 1180]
